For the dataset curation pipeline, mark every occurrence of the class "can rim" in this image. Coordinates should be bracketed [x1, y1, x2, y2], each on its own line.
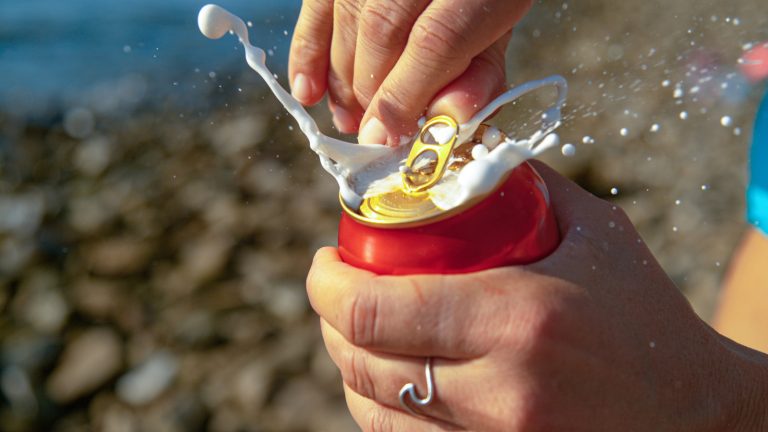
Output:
[338, 167, 519, 229]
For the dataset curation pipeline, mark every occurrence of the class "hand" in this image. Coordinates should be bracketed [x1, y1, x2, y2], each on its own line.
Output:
[306, 162, 768, 431]
[288, 0, 532, 145]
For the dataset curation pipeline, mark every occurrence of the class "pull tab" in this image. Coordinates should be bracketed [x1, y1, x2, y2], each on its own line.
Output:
[402, 115, 459, 194]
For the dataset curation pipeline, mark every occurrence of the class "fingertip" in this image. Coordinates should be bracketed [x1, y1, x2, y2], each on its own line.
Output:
[426, 58, 507, 123]
[312, 247, 341, 265]
[329, 100, 361, 133]
[358, 116, 389, 145]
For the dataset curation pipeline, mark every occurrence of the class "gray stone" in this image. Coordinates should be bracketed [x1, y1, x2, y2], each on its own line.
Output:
[116, 351, 178, 406]
[47, 328, 122, 403]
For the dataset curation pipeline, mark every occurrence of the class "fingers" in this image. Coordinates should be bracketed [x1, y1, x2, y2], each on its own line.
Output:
[307, 247, 492, 358]
[353, 0, 431, 109]
[427, 32, 511, 123]
[289, 0, 333, 106]
[344, 383, 462, 431]
[322, 320, 463, 424]
[359, 0, 530, 145]
[328, 0, 366, 133]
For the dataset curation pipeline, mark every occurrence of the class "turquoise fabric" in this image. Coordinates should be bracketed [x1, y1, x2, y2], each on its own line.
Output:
[748, 89, 768, 235]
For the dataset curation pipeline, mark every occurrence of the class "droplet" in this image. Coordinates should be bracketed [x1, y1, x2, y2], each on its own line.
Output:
[582, 135, 594, 145]
[679, 111, 688, 120]
[720, 116, 733, 127]
[610, 187, 619, 196]
[471, 144, 489, 160]
[561, 143, 576, 157]
[481, 126, 503, 149]
[650, 124, 660, 133]
[620, 128, 629, 136]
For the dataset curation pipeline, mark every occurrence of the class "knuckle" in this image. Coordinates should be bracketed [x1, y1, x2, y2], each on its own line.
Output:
[375, 86, 414, 123]
[291, 33, 327, 61]
[473, 51, 506, 81]
[515, 303, 560, 351]
[327, 71, 355, 104]
[334, 0, 362, 27]
[409, 13, 468, 65]
[343, 349, 377, 400]
[359, 2, 411, 52]
[366, 407, 395, 432]
[345, 288, 380, 347]
[352, 81, 373, 109]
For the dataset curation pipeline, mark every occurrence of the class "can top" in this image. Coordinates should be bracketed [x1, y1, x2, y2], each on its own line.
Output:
[342, 117, 499, 228]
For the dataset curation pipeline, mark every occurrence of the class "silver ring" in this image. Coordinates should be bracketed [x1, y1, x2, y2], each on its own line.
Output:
[398, 357, 435, 416]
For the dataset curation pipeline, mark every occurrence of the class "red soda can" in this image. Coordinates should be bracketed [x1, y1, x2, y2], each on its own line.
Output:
[338, 115, 560, 275]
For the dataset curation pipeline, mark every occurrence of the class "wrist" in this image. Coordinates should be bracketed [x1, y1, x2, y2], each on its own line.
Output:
[715, 335, 768, 431]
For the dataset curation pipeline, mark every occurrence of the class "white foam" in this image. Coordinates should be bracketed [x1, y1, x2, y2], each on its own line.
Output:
[199, 4, 568, 212]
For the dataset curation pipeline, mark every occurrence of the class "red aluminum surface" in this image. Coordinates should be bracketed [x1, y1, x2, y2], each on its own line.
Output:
[338, 162, 560, 275]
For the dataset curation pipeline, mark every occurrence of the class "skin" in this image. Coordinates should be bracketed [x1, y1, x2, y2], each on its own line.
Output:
[307, 162, 768, 431]
[291, 3, 768, 430]
[715, 228, 768, 353]
[288, 0, 531, 145]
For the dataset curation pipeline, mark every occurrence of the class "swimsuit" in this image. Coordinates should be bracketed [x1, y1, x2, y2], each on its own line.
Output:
[748, 89, 768, 235]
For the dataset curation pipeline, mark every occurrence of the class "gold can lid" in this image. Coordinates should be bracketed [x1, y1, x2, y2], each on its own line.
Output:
[348, 119, 501, 226]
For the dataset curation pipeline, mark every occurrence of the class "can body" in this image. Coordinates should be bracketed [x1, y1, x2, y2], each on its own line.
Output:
[338, 162, 559, 275]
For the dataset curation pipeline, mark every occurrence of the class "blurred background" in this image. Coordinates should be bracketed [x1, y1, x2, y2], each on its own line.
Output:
[0, 0, 766, 430]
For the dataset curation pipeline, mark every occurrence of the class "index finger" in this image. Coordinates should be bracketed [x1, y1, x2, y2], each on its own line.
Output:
[306, 247, 496, 358]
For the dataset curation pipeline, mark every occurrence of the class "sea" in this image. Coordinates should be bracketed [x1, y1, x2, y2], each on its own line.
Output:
[0, 0, 301, 113]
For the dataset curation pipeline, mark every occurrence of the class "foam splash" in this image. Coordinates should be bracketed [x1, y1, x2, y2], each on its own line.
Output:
[198, 4, 568, 212]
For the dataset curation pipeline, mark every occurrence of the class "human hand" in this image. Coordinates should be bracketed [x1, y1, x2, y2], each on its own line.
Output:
[288, 0, 532, 145]
[306, 161, 768, 431]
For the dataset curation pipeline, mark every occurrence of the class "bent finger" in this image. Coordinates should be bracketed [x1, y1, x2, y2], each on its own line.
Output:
[307, 247, 493, 358]
[359, 0, 529, 145]
[344, 383, 463, 431]
[289, 0, 333, 106]
[353, 0, 430, 109]
[328, 0, 366, 133]
[427, 32, 511, 123]
[322, 320, 467, 424]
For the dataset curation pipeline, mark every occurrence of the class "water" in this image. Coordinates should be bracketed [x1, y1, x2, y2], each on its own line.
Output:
[0, 0, 300, 112]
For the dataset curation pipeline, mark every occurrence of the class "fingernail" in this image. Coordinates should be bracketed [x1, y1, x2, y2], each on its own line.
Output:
[358, 117, 388, 145]
[292, 73, 312, 104]
[332, 106, 356, 133]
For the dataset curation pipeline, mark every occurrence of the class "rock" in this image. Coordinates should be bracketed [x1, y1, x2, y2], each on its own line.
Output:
[11, 268, 69, 334]
[116, 351, 178, 406]
[1, 365, 38, 416]
[178, 233, 234, 286]
[47, 328, 122, 403]
[209, 114, 267, 159]
[233, 361, 272, 412]
[71, 278, 124, 320]
[63, 107, 95, 139]
[83, 237, 152, 276]
[264, 281, 308, 323]
[243, 160, 290, 197]
[74, 135, 113, 176]
[0, 193, 45, 236]
[0, 236, 35, 277]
